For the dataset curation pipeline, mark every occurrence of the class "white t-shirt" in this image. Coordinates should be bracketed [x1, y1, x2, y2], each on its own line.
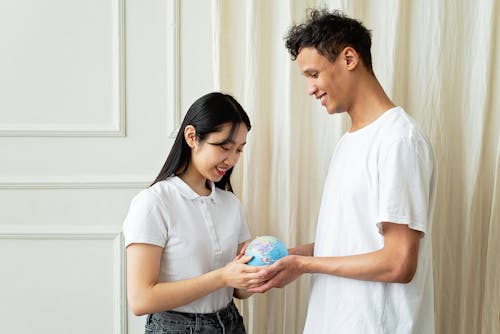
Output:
[123, 176, 250, 313]
[304, 107, 436, 334]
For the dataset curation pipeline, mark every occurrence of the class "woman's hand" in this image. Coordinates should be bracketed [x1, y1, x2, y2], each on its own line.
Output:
[236, 240, 251, 257]
[220, 254, 265, 290]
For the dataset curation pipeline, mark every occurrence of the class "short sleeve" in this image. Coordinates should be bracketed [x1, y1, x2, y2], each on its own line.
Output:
[122, 190, 168, 247]
[377, 137, 434, 234]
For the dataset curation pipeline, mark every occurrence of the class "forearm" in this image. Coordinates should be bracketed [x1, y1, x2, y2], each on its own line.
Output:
[300, 224, 421, 283]
[288, 242, 315, 256]
[129, 268, 225, 316]
[252, 224, 420, 293]
[301, 248, 415, 283]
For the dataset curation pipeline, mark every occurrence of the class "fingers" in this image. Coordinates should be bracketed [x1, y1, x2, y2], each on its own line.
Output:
[236, 255, 253, 264]
[242, 277, 267, 288]
[232, 277, 267, 290]
[245, 270, 280, 292]
[224, 266, 267, 289]
[238, 240, 250, 256]
[253, 263, 279, 279]
[247, 280, 274, 293]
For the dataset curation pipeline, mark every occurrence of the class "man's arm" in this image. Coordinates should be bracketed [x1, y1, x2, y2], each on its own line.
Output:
[288, 242, 315, 256]
[250, 222, 421, 293]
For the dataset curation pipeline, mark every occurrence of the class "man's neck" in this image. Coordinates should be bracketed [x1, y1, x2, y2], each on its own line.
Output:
[347, 76, 395, 132]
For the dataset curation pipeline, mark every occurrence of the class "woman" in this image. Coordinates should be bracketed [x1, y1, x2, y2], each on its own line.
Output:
[123, 92, 262, 333]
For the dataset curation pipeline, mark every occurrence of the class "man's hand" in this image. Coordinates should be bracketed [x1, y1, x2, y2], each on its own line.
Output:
[248, 255, 304, 293]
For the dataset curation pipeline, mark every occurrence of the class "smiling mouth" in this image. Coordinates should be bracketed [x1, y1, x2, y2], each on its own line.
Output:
[318, 93, 327, 105]
[216, 166, 229, 176]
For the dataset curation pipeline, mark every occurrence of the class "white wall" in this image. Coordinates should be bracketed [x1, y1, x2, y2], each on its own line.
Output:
[0, 0, 212, 333]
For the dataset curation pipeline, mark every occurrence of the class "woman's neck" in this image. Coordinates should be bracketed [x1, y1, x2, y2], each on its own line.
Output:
[178, 169, 211, 196]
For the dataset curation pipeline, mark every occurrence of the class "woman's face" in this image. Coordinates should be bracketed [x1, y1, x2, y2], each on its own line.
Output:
[188, 122, 248, 183]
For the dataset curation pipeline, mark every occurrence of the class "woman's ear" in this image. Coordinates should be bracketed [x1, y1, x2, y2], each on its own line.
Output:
[184, 125, 197, 148]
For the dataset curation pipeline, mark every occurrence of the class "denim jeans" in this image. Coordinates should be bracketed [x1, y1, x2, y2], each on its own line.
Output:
[145, 300, 246, 334]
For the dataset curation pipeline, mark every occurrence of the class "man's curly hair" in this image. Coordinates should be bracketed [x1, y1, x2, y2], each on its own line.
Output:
[285, 8, 373, 74]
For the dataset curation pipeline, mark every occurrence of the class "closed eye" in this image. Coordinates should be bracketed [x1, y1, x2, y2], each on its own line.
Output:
[303, 70, 318, 79]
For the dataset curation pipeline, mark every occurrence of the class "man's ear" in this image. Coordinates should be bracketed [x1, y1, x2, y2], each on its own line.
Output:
[342, 47, 359, 70]
[184, 125, 197, 148]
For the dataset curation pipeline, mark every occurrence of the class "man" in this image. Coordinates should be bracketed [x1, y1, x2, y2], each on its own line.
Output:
[250, 9, 436, 334]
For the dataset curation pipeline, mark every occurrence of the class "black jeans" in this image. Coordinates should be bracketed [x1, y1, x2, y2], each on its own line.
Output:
[145, 300, 246, 334]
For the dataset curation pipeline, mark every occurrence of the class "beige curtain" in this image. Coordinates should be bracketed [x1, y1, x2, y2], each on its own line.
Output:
[211, 0, 500, 333]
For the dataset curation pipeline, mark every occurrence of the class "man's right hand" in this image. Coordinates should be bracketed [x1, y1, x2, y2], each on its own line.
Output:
[248, 254, 305, 293]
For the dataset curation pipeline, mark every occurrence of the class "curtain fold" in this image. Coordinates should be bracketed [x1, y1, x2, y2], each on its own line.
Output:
[211, 0, 500, 333]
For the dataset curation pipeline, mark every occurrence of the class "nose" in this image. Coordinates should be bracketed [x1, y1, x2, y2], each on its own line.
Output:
[224, 151, 240, 166]
[307, 82, 317, 96]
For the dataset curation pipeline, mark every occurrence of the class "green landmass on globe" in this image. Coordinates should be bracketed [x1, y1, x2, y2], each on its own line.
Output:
[245, 235, 288, 266]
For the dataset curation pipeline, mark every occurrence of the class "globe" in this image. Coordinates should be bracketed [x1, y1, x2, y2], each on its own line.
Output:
[245, 235, 288, 266]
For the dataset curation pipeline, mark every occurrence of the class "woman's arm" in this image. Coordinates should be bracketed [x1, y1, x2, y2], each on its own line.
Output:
[126, 243, 262, 316]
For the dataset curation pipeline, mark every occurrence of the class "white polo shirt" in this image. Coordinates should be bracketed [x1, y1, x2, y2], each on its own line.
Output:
[123, 176, 250, 313]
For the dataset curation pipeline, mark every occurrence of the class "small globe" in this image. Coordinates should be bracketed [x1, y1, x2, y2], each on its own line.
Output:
[245, 236, 288, 266]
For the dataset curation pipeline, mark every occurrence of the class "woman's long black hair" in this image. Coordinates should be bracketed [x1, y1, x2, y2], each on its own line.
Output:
[151, 92, 251, 192]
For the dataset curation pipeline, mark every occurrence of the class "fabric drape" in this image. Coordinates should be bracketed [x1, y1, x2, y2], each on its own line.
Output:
[211, 0, 500, 333]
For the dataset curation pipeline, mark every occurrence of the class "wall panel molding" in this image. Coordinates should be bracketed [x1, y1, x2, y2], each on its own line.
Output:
[0, 175, 150, 189]
[167, 0, 181, 138]
[0, 0, 126, 138]
[0, 226, 127, 334]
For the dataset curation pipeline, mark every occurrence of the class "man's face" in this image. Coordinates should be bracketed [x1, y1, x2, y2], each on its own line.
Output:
[297, 47, 353, 115]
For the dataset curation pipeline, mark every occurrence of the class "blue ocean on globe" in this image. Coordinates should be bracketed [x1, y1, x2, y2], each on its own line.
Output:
[245, 236, 288, 266]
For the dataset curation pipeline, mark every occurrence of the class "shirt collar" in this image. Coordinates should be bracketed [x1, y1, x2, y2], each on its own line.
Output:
[171, 176, 217, 203]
